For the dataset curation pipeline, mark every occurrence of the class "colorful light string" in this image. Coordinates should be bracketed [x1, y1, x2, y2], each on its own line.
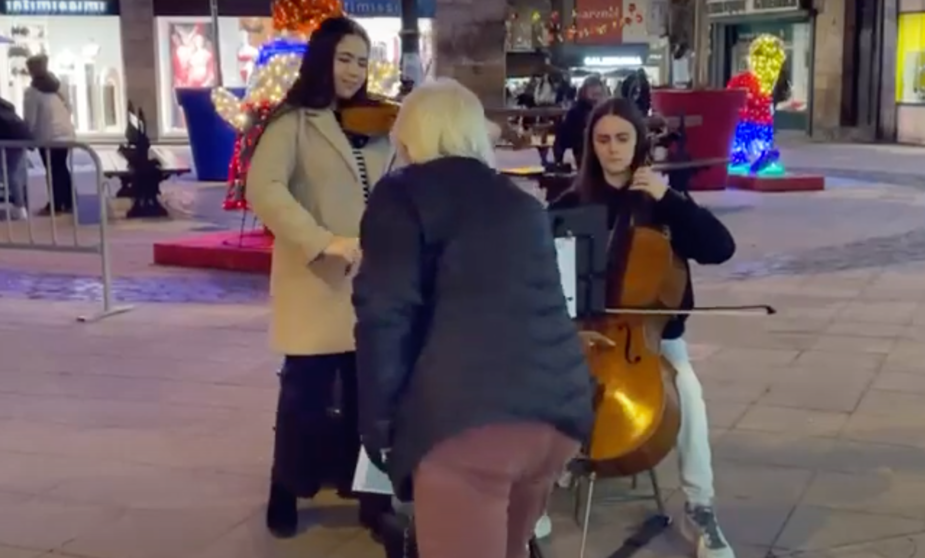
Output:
[727, 34, 787, 176]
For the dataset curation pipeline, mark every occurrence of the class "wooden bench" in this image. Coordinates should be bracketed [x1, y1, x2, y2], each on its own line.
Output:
[99, 147, 190, 199]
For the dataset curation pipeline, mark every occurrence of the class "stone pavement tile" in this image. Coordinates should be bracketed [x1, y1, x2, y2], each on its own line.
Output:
[58, 504, 260, 558]
[190, 502, 365, 558]
[754, 379, 869, 413]
[0, 391, 242, 434]
[0, 495, 122, 551]
[883, 341, 925, 373]
[735, 405, 849, 437]
[791, 350, 885, 373]
[824, 321, 908, 339]
[820, 439, 925, 475]
[809, 335, 896, 354]
[840, 413, 925, 448]
[714, 431, 836, 470]
[837, 302, 919, 325]
[764, 318, 832, 335]
[707, 401, 750, 429]
[703, 348, 800, 367]
[753, 365, 876, 387]
[699, 377, 771, 405]
[773, 506, 925, 552]
[44, 463, 266, 510]
[873, 371, 925, 395]
[788, 533, 925, 558]
[854, 390, 925, 417]
[0, 546, 45, 558]
[712, 462, 814, 503]
[801, 470, 925, 520]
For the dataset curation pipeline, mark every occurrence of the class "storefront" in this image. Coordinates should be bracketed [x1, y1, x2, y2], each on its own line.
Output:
[152, 0, 435, 138]
[893, 4, 925, 144]
[708, 0, 815, 132]
[554, 44, 658, 90]
[0, 0, 126, 138]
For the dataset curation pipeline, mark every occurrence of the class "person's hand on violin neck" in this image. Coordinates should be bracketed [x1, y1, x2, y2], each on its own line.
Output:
[628, 167, 669, 201]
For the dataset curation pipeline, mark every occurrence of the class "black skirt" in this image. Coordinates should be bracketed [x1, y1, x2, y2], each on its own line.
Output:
[270, 353, 362, 497]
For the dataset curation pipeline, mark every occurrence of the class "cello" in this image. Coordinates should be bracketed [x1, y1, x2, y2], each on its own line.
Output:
[570, 188, 773, 558]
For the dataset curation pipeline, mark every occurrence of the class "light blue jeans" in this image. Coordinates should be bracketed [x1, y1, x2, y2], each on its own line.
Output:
[0, 148, 27, 208]
[661, 337, 715, 505]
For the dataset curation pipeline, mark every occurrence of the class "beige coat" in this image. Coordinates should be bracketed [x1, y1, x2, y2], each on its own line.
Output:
[246, 108, 392, 356]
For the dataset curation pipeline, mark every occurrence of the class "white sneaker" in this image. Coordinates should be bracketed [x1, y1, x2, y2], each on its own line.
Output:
[534, 513, 552, 539]
[680, 503, 735, 558]
[12, 206, 27, 220]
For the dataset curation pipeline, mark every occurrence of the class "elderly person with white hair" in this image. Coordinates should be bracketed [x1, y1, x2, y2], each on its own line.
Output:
[352, 78, 594, 558]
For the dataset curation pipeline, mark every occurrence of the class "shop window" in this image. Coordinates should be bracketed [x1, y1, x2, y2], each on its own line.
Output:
[896, 12, 925, 104]
[155, 15, 435, 135]
[0, 16, 126, 136]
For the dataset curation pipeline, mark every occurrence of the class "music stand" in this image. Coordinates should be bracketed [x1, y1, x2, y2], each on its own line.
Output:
[549, 205, 609, 320]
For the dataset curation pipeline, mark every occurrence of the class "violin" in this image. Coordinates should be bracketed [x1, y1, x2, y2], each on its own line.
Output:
[339, 97, 401, 137]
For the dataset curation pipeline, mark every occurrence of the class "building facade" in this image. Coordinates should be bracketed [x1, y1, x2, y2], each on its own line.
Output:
[0, 0, 436, 141]
[883, 0, 925, 144]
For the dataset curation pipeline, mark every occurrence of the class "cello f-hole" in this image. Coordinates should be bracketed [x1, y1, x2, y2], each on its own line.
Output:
[618, 323, 643, 364]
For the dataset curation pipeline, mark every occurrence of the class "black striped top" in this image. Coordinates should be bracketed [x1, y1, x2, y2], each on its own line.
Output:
[351, 145, 371, 203]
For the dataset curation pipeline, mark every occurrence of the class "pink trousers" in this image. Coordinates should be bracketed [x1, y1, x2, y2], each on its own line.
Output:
[413, 422, 579, 558]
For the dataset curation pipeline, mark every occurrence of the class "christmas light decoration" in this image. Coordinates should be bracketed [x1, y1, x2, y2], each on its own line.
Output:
[216, 0, 343, 212]
[273, 0, 342, 36]
[727, 34, 786, 176]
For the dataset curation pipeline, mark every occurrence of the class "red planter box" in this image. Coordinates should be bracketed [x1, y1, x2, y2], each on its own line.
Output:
[651, 89, 746, 191]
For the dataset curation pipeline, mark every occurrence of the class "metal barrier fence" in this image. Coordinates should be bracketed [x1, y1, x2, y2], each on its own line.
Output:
[0, 139, 133, 322]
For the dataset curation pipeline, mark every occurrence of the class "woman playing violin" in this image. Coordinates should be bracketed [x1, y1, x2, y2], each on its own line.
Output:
[548, 98, 737, 558]
[246, 15, 394, 540]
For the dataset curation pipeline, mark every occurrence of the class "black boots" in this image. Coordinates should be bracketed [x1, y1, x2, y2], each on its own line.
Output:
[266, 482, 299, 538]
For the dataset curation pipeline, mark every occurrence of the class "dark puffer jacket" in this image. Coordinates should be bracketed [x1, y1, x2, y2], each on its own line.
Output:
[353, 156, 594, 499]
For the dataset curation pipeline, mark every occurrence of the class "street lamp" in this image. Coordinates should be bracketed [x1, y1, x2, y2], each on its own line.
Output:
[399, 0, 421, 96]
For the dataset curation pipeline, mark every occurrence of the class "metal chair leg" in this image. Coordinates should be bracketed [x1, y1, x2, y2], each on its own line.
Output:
[631, 475, 638, 489]
[647, 468, 667, 517]
[578, 473, 596, 558]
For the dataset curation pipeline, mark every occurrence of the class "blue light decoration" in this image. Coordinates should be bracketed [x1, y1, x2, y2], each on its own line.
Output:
[726, 34, 787, 178]
[254, 36, 308, 69]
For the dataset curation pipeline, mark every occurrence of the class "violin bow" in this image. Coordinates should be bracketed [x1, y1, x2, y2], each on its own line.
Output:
[604, 305, 776, 317]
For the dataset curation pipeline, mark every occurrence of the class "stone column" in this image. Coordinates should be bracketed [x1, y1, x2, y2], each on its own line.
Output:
[434, 0, 508, 108]
[810, 0, 846, 140]
[119, 0, 161, 139]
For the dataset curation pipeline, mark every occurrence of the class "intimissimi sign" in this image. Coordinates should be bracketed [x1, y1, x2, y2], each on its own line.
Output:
[707, 0, 801, 17]
[1, 0, 119, 15]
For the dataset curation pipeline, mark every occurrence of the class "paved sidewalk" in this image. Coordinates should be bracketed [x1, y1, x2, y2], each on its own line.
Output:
[1, 146, 925, 557]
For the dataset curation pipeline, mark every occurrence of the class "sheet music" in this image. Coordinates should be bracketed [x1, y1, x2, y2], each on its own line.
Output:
[352, 447, 394, 495]
[556, 237, 577, 318]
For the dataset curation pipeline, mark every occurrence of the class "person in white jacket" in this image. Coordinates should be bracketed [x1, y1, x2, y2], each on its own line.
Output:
[24, 54, 76, 215]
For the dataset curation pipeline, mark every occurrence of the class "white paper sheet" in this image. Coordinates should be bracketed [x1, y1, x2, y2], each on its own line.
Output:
[556, 237, 578, 318]
[352, 447, 395, 495]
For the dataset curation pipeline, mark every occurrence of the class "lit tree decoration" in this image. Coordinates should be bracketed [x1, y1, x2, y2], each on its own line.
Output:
[273, 0, 342, 37]
[727, 33, 786, 176]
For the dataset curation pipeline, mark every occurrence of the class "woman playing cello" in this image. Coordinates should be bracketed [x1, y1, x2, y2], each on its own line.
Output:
[548, 98, 737, 558]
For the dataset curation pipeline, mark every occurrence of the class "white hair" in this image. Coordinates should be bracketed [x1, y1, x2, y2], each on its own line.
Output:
[391, 78, 496, 167]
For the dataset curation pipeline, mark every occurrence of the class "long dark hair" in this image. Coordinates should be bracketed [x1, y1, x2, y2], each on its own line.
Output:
[573, 97, 650, 204]
[284, 16, 371, 109]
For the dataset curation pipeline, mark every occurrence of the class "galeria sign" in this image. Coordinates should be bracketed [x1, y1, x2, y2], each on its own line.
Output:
[1, 0, 114, 15]
[707, 0, 799, 17]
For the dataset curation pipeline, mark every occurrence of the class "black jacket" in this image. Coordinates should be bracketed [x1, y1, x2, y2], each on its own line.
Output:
[354, 157, 594, 499]
[553, 99, 595, 165]
[549, 187, 735, 338]
[0, 98, 31, 141]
